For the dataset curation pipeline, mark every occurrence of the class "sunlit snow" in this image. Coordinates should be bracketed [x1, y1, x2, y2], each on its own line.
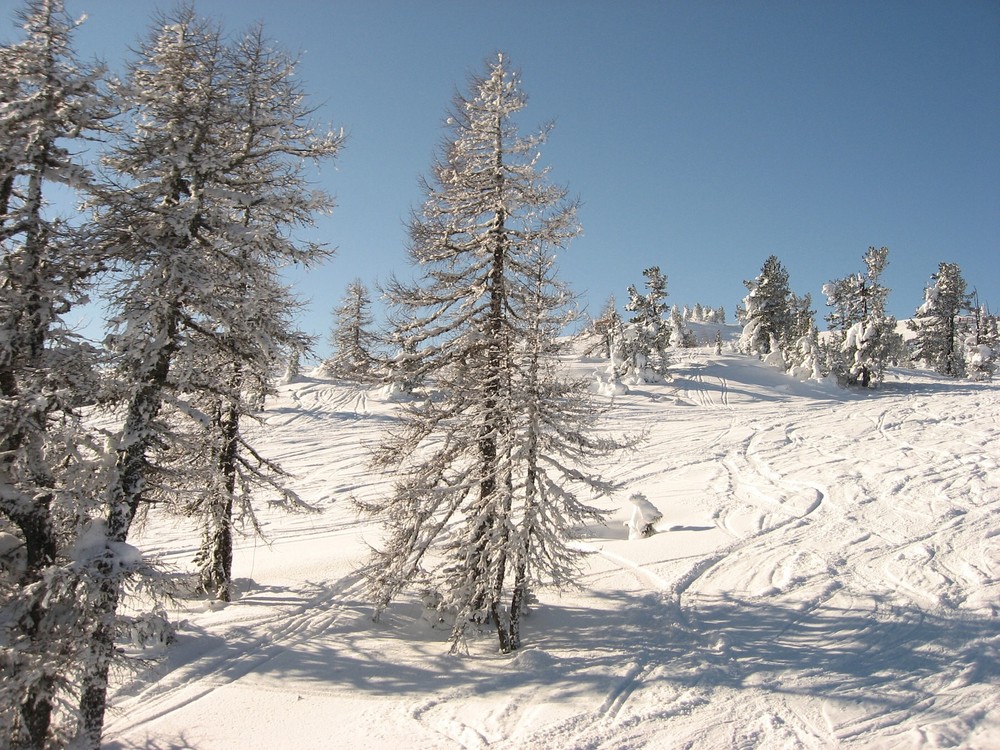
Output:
[105, 339, 999, 750]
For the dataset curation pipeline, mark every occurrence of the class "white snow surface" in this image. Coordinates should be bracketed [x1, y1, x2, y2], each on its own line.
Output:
[105, 348, 1000, 749]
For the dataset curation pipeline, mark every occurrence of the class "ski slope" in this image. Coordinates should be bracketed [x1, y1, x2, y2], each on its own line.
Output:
[105, 349, 999, 749]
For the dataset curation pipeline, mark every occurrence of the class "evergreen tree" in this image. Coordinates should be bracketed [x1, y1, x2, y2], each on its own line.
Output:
[363, 54, 624, 654]
[622, 266, 670, 380]
[738, 255, 793, 357]
[0, 2, 109, 745]
[670, 305, 696, 348]
[965, 294, 997, 381]
[323, 279, 380, 383]
[582, 294, 620, 359]
[823, 247, 897, 387]
[908, 262, 970, 377]
[77, 11, 341, 744]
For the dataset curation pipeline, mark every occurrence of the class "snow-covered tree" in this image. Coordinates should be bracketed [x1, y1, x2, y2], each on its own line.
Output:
[76, 11, 341, 744]
[787, 321, 823, 381]
[621, 266, 670, 380]
[670, 305, 696, 348]
[823, 246, 897, 387]
[0, 2, 110, 745]
[965, 295, 998, 381]
[363, 54, 625, 654]
[322, 279, 380, 383]
[738, 255, 793, 357]
[908, 262, 970, 377]
[582, 294, 621, 359]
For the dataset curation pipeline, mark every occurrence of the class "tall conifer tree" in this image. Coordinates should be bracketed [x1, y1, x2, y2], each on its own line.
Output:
[0, 2, 109, 745]
[364, 54, 626, 653]
[76, 10, 341, 744]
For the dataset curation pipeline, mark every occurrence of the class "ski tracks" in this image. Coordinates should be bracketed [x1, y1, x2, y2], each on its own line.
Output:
[105, 573, 368, 741]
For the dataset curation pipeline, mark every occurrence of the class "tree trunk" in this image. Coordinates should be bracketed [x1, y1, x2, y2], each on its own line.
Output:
[76, 312, 177, 747]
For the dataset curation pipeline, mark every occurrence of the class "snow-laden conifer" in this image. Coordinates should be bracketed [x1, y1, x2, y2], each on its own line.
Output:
[908, 262, 970, 377]
[738, 255, 794, 358]
[738, 255, 793, 357]
[620, 266, 670, 381]
[362, 54, 628, 654]
[322, 279, 381, 383]
[965, 296, 997, 381]
[582, 294, 621, 360]
[823, 246, 897, 387]
[76, 11, 341, 744]
[0, 1, 110, 745]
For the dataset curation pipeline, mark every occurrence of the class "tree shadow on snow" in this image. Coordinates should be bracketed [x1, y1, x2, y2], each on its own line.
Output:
[526, 589, 999, 707]
[211, 582, 998, 714]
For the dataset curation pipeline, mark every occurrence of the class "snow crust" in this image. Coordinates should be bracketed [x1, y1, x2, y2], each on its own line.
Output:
[105, 347, 1000, 749]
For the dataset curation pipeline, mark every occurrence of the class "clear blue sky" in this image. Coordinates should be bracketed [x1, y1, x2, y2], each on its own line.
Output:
[7, 0, 998, 359]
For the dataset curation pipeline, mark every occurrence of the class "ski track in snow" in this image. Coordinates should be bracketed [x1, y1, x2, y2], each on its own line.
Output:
[105, 355, 1000, 750]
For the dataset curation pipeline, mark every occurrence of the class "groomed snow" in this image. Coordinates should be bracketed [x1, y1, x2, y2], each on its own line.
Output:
[105, 347, 999, 749]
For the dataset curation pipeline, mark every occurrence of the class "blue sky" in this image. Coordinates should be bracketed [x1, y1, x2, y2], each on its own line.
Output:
[8, 0, 999, 358]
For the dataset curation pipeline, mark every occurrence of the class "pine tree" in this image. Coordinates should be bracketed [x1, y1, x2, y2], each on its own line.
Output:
[583, 294, 620, 359]
[823, 246, 897, 387]
[363, 54, 624, 654]
[622, 266, 670, 380]
[0, 2, 109, 745]
[76, 11, 341, 744]
[323, 279, 380, 383]
[670, 305, 696, 348]
[738, 255, 793, 357]
[908, 262, 970, 377]
[965, 294, 997, 380]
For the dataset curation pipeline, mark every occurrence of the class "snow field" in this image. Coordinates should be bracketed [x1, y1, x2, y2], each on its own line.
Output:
[105, 350, 999, 749]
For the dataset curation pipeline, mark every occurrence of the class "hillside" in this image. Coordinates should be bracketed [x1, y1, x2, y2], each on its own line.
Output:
[105, 347, 999, 749]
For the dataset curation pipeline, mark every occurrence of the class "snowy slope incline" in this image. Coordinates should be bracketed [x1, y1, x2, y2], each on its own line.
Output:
[106, 353, 1000, 750]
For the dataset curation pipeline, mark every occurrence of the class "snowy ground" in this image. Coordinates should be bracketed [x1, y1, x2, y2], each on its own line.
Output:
[104, 347, 999, 749]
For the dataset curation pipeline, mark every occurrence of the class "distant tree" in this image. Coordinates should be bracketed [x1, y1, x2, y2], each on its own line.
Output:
[323, 279, 380, 383]
[582, 294, 622, 359]
[622, 266, 671, 380]
[281, 346, 302, 384]
[823, 247, 898, 387]
[692, 302, 704, 322]
[78, 11, 341, 744]
[738, 255, 793, 357]
[963, 292, 997, 381]
[0, 1, 110, 745]
[670, 305, 696, 348]
[787, 321, 823, 381]
[363, 54, 625, 655]
[908, 262, 971, 377]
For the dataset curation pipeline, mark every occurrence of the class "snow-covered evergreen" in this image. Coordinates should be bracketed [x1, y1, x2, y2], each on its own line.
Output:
[77, 10, 342, 744]
[965, 301, 997, 381]
[322, 279, 381, 383]
[823, 246, 898, 387]
[738, 255, 796, 359]
[908, 262, 971, 377]
[0, 2, 110, 745]
[362, 54, 627, 654]
[619, 266, 671, 382]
